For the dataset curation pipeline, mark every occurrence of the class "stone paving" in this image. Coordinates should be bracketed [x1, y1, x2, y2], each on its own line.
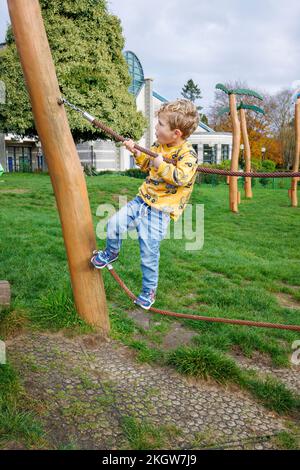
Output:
[4, 330, 299, 450]
[229, 352, 300, 395]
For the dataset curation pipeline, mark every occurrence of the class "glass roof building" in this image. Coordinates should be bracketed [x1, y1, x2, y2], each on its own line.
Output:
[123, 51, 145, 97]
[121, 50, 232, 170]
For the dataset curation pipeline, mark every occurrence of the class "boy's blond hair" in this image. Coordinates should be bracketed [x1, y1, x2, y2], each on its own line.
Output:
[156, 99, 199, 139]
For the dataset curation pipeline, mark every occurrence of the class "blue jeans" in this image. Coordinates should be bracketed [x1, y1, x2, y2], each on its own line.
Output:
[105, 196, 170, 293]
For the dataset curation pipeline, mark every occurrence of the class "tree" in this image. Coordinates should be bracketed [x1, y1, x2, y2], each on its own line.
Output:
[181, 79, 202, 106]
[181, 78, 207, 123]
[209, 81, 284, 167]
[263, 89, 295, 168]
[0, 0, 147, 142]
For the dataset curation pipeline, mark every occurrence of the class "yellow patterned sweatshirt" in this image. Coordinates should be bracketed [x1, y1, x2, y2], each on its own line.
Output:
[134, 140, 198, 222]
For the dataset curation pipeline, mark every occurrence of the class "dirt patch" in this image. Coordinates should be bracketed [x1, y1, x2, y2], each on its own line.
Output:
[229, 346, 273, 368]
[0, 309, 29, 339]
[275, 292, 300, 309]
[183, 302, 209, 311]
[0, 189, 29, 194]
[81, 334, 110, 350]
[129, 310, 197, 351]
[127, 308, 151, 330]
[161, 323, 196, 350]
[277, 282, 300, 292]
[209, 271, 227, 278]
[2, 441, 27, 450]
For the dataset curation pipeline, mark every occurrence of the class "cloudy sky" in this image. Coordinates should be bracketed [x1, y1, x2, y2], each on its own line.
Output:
[1, 0, 299, 112]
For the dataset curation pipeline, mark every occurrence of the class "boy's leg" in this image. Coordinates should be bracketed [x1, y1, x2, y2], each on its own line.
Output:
[91, 197, 142, 269]
[105, 197, 141, 255]
[137, 208, 170, 296]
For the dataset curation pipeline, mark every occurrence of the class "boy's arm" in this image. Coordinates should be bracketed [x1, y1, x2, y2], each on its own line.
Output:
[134, 152, 151, 173]
[156, 150, 198, 186]
[124, 139, 155, 173]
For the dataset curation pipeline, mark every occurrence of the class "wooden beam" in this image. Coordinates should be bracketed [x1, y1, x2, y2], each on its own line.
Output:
[289, 97, 300, 207]
[0, 281, 11, 308]
[239, 108, 252, 199]
[229, 94, 241, 213]
[7, 0, 110, 334]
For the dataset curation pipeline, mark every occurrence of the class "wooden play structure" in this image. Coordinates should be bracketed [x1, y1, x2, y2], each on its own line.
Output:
[218, 98, 265, 200]
[0, 281, 11, 308]
[216, 84, 264, 211]
[239, 103, 265, 199]
[7, 0, 110, 334]
[288, 93, 300, 207]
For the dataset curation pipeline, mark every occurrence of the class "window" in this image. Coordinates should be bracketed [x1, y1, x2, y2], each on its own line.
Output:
[18, 147, 32, 172]
[221, 144, 230, 161]
[130, 155, 136, 169]
[124, 51, 145, 97]
[6, 146, 32, 172]
[37, 154, 44, 170]
[7, 147, 16, 172]
[203, 144, 217, 164]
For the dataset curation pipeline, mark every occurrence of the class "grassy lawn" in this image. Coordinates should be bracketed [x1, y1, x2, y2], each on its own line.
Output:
[1, 172, 300, 446]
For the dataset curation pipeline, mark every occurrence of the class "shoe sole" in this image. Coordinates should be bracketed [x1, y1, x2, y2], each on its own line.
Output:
[90, 255, 119, 269]
[134, 300, 155, 310]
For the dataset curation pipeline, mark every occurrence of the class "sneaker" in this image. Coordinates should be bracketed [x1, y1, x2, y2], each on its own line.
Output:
[134, 289, 156, 310]
[90, 249, 119, 269]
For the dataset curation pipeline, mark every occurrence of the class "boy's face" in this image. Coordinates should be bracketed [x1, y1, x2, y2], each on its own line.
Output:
[155, 112, 182, 145]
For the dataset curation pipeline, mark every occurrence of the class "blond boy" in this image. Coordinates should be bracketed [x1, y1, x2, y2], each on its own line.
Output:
[91, 99, 199, 309]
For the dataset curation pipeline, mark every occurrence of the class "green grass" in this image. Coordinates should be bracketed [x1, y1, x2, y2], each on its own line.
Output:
[121, 415, 181, 450]
[272, 430, 300, 450]
[0, 363, 47, 448]
[1, 172, 300, 419]
[167, 345, 300, 414]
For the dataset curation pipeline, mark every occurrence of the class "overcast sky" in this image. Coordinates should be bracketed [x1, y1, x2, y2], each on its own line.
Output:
[1, 0, 299, 112]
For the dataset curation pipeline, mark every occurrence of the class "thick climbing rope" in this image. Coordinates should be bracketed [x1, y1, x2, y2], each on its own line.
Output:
[106, 265, 300, 332]
[58, 97, 300, 179]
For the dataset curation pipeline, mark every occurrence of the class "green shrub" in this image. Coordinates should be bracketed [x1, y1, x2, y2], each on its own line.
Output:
[196, 163, 228, 185]
[123, 168, 145, 179]
[259, 177, 270, 187]
[262, 159, 276, 172]
[251, 159, 262, 171]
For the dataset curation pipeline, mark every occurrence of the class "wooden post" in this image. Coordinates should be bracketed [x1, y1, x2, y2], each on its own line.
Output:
[7, 0, 110, 334]
[289, 97, 300, 207]
[229, 94, 241, 213]
[239, 108, 253, 199]
[0, 281, 11, 308]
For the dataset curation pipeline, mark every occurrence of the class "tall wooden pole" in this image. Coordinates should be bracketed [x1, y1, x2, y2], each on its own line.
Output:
[229, 94, 241, 212]
[289, 97, 300, 207]
[239, 108, 252, 199]
[7, 0, 110, 334]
